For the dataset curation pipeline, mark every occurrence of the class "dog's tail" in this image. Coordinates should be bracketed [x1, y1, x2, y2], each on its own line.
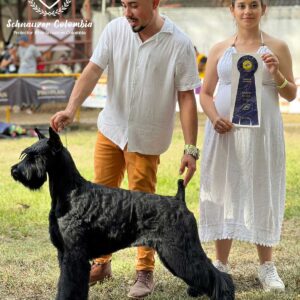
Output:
[176, 179, 185, 202]
[208, 263, 235, 300]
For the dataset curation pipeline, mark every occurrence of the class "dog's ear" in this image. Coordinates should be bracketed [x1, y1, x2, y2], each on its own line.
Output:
[48, 127, 63, 153]
[35, 128, 46, 140]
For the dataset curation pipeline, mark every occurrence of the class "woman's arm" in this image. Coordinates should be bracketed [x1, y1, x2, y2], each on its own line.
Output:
[262, 39, 297, 101]
[200, 43, 233, 134]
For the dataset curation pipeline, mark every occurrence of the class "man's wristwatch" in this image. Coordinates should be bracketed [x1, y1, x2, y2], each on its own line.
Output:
[184, 144, 200, 160]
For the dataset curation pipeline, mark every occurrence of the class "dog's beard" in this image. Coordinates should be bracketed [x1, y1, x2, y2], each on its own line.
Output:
[11, 160, 47, 190]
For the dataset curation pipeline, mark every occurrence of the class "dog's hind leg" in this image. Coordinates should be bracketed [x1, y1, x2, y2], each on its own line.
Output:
[156, 241, 235, 299]
[155, 214, 235, 299]
[56, 247, 90, 300]
[155, 239, 209, 297]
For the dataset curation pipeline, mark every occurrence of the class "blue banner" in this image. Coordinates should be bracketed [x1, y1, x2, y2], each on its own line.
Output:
[0, 76, 75, 107]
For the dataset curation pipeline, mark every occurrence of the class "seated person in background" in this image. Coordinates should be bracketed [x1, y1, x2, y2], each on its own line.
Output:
[197, 54, 207, 80]
[0, 44, 18, 74]
[195, 53, 207, 95]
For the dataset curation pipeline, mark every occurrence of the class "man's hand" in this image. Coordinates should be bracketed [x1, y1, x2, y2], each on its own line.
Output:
[179, 154, 197, 186]
[50, 110, 74, 132]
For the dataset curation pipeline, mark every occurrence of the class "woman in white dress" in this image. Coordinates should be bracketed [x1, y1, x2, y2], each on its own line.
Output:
[199, 0, 297, 292]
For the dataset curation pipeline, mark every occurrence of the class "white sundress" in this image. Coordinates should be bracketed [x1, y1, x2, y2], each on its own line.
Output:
[199, 43, 286, 247]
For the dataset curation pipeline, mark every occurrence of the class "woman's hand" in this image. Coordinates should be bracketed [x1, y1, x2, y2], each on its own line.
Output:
[261, 53, 279, 76]
[213, 116, 234, 134]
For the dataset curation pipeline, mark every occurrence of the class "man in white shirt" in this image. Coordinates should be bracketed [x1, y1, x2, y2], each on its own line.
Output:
[50, 0, 200, 298]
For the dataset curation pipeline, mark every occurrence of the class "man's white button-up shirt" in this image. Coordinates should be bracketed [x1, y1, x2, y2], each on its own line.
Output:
[90, 16, 200, 155]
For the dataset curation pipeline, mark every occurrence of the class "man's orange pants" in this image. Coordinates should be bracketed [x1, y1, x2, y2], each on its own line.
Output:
[93, 132, 160, 271]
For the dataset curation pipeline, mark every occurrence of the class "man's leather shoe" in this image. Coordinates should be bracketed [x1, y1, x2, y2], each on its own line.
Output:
[127, 270, 154, 299]
[89, 261, 112, 286]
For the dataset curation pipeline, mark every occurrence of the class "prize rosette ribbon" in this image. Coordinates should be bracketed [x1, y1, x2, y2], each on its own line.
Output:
[232, 55, 260, 126]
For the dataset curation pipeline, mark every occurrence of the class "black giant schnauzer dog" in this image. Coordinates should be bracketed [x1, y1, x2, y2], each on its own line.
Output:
[11, 128, 235, 300]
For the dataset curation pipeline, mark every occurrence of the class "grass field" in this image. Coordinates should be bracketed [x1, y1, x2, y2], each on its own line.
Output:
[0, 112, 299, 300]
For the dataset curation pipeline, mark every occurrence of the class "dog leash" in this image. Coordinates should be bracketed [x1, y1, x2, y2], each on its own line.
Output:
[63, 128, 68, 149]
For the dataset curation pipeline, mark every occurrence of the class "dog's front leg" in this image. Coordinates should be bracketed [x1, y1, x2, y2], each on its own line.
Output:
[55, 250, 64, 300]
[56, 247, 90, 300]
[56, 249, 64, 267]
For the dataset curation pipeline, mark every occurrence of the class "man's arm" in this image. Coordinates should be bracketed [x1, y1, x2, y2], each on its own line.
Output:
[0, 57, 10, 68]
[50, 62, 103, 132]
[177, 90, 198, 186]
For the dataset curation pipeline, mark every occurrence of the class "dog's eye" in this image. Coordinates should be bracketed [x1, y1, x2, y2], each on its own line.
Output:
[20, 151, 40, 160]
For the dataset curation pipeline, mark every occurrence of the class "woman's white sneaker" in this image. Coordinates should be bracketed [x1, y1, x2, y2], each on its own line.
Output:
[213, 260, 230, 274]
[258, 261, 285, 292]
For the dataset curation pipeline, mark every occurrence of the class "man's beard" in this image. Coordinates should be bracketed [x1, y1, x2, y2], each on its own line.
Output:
[127, 18, 146, 33]
[131, 25, 146, 33]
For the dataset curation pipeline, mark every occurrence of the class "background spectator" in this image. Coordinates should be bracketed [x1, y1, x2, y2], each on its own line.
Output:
[0, 43, 18, 74]
[16, 35, 41, 74]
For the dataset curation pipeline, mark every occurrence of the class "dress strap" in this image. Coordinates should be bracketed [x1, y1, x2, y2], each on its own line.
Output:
[231, 34, 238, 47]
[260, 31, 265, 46]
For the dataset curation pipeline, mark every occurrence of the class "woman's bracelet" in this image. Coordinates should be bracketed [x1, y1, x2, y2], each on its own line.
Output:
[277, 78, 288, 89]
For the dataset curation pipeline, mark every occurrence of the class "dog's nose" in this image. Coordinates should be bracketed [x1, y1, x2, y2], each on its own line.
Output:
[11, 166, 19, 179]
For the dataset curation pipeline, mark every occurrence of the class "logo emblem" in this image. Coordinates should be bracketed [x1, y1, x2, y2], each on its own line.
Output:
[38, 0, 60, 10]
[28, 0, 71, 16]
[242, 60, 253, 71]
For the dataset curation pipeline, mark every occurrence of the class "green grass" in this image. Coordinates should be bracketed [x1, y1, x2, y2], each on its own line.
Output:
[285, 127, 300, 219]
[0, 113, 299, 299]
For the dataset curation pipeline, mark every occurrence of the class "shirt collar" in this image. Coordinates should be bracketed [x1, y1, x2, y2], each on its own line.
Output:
[159, 16, 174, 35]
[130, 15, 174, 44]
